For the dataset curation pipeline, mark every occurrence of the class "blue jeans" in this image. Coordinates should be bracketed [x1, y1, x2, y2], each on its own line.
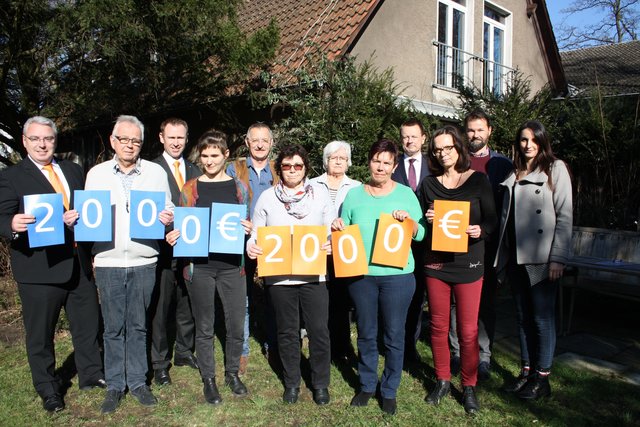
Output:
[509, 264, 558, 371]
[96, 264, 156, 392]
[348, 274, 415, 398]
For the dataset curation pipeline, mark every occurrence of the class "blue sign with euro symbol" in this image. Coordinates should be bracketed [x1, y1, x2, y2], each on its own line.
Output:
[173, 207, 210, 257]
[209, 203, 247, 254]
[130, 190, 166, 239]
[74, 190, 112, 242]
[24, 193, 65, 248]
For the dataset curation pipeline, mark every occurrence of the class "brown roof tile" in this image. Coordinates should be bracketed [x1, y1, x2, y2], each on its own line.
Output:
[238, 0, 381, 82]
[561, 40, 640, 95]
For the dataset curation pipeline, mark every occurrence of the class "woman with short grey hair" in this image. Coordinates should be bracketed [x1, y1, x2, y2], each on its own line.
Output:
[311, 140, 361, 211]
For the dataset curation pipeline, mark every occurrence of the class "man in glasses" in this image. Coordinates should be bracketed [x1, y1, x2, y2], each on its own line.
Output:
[0, 116, 104, 413]
[392, 118, 431, 366]
[85, 115, 174, 414]
[226, 123, 280, 374]
[150, 118, 201, 387]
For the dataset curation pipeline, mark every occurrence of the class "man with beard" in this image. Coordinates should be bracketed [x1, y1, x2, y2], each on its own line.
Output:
[448, 110, 512, 380]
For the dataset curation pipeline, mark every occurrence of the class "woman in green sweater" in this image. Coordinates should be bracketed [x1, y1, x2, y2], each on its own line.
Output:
[332, 139, 426, 416]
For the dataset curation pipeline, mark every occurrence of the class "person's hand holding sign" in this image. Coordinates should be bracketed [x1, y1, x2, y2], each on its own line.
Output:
[465, 224, 482, 239]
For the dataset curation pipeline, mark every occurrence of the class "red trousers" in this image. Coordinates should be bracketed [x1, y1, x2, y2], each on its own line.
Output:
[426, 277, 482, 386]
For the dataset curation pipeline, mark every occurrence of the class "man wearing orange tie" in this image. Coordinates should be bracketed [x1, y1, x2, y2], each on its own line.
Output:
[150, 118, 202, 386]
[0, 116, 103, 413]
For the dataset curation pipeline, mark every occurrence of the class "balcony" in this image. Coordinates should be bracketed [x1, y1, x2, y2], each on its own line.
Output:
[432, 41, 515, 95]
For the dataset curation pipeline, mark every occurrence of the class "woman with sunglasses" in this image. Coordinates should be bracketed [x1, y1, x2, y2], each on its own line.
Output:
[417, 125, 497, 415]
[247, 144, 335, 406]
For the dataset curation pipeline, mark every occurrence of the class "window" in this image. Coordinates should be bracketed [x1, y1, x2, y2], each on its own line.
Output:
[436, 0, 468, 89]
[483, 3, 510, 94]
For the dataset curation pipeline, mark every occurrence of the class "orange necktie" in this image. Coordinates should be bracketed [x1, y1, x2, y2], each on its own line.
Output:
[174, 161, 185, 191]
[43, 163, 69, 210]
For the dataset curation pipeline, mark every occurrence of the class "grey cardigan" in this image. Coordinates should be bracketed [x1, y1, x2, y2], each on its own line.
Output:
[494, 160, 573, 276]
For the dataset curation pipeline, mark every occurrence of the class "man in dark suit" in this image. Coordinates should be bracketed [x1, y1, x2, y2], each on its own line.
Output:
[0, 116, 103, 413]
[391, 118, 430, 365]
[150, 118, 201, 386]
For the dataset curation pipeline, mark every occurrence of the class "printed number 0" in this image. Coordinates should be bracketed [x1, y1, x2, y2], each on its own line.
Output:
[383, 223, 403, 253]
[33, 202, 55, 233]
[264, 234, 284, 263]
[337, 234, 358, 264]
[81, 198, 103, 229]
[300, 234, 320, 262]
[137, 199, 157, 227]
[180, 215, 201, 244]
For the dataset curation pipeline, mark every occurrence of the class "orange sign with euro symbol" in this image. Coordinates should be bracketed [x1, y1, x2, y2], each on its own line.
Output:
[432, 200, 470, 253]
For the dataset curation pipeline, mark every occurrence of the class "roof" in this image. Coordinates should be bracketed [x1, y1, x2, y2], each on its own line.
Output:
[237, 0, 381, 81]
[561, 40, 640, 96]
[529, 0, 567, 94]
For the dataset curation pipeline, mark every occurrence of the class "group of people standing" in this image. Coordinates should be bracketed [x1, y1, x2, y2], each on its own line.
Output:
[0, 109, 572, 417]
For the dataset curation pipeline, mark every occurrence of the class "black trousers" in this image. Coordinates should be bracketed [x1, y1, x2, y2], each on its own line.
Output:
[268, 282, 330, 389]
[150, 260, 195, 370]
[404, 247, 426, 358]
[18, 259, 103, 398]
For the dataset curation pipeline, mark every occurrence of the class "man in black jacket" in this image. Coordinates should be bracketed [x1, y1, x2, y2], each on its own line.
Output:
[150, 118, 201, 386]
[0, 116, 103, 413]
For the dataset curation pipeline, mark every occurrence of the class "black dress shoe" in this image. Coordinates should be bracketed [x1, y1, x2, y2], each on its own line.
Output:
[478, 361, 491, 381]
[350, 391, 374, 407]
[425, 380, 450, 405]
[154, 368, 172, 386]
[312, 388, 330, 405]
[503, 373, 531, 393]
[462, 386, 480, 415]
[79, 378, 107, 391]
[174, 354, 199, 370]
[382, 398, 397, 415]
[203, 378, 222, 405]
[518, 373, 551, 400]
[42, 393, 65, 413]
[225, 372, 248, 396]
[282, 387, 299, 404]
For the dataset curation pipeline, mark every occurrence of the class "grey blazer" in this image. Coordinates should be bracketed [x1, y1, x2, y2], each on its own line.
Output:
[495, 160, 573, 274]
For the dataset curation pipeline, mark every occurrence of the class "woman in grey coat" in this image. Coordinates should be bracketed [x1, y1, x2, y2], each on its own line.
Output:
[495, 120, 572, 400]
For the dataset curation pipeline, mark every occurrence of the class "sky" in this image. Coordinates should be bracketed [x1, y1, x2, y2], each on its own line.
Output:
[546, 1, 601, 37]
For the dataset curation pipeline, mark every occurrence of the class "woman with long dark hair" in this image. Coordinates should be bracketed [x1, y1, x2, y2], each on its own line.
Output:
[495, 120, 572, 400]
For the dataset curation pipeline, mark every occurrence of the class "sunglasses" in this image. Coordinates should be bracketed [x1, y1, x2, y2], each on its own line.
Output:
[281, 163, 304, 171]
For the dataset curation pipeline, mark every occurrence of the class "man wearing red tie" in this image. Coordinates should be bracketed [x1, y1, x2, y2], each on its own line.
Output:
[391, 118, 430, 365]
[0, 116, 103, 413]
[150, 118, 201, 386]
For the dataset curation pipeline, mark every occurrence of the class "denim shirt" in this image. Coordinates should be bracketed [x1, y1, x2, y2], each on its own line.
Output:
[226, 157, 276, 217]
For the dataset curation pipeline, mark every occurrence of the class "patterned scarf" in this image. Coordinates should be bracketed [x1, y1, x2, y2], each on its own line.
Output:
[274, 180, 314, 219]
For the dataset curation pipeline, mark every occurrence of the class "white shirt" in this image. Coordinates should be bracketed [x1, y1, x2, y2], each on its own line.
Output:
[162, 151, 185, 185]
[402, 153, 423, 182]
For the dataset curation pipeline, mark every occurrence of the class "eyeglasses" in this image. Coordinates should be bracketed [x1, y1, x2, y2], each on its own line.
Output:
[247, 138, 271, 145]
[281, 163, 304, 171]
[24, 135, 55, 143]
[432, 145, 455, 156]
[329, 156, 348, 162]
[113, 135, 143, 146]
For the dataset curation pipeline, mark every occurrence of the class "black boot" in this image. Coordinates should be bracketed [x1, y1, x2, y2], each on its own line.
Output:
[425, 380, 450, 405]
[225, 372, 248, 396]
[203, 377, 222, 405]
[518, 372, 551, 400]
[462, 386, 480, 415]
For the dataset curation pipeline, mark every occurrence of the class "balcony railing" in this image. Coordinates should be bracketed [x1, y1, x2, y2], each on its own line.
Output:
[432, 41, 515, 95]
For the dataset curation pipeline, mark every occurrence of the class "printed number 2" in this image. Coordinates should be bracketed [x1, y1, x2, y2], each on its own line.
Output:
[264, 234, 284, 263]
[33, 202, 54, 233]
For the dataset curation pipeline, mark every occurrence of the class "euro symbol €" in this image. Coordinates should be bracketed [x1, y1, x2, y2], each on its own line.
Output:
[438, 209, 464, 239]
[217, 212, 241, 241]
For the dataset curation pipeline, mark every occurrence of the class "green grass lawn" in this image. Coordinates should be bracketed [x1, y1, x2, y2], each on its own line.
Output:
[0, 329, 638, 427]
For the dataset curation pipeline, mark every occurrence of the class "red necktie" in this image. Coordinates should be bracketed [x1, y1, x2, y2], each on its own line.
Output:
[408, 158, 417, 191]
